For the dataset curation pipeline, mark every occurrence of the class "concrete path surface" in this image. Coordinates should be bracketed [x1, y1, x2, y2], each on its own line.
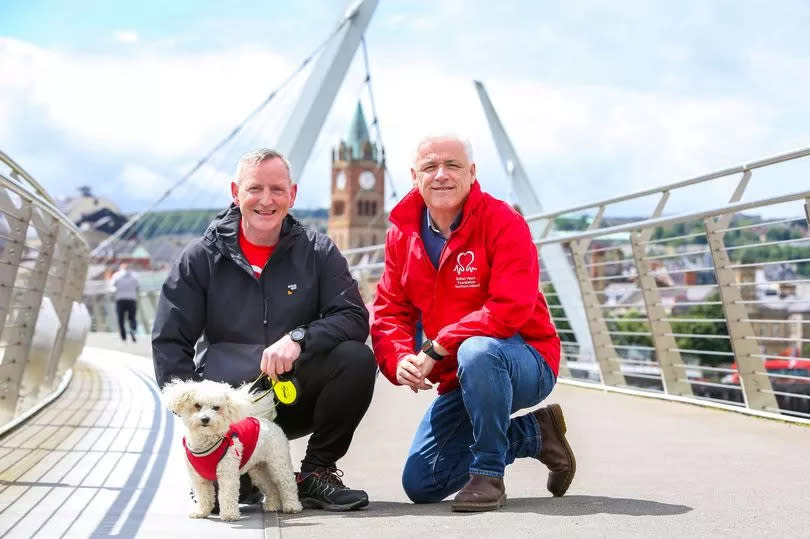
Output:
[2, 340, 809, 538]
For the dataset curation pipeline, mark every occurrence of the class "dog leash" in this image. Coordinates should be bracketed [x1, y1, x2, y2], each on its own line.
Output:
[250, 372, 299, 405]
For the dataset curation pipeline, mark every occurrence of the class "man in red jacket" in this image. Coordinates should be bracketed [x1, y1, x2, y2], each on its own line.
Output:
[371, 135, 576, 512]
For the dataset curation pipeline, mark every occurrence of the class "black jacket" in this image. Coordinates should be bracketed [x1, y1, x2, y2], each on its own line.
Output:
[152, 205, 369, 388]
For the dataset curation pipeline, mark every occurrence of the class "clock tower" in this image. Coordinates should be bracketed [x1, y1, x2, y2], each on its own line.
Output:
[328, 102, 386, 252]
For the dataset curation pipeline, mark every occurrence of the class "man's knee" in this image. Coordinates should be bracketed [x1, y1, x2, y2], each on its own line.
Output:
[401, 455, 444, 504]
[328, 341, 377, 385]
[456, 335, 501, 372]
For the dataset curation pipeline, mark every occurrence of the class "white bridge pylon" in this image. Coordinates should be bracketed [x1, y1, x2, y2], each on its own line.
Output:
[474, 81, 595, 368]
[276, 0, 379, 179]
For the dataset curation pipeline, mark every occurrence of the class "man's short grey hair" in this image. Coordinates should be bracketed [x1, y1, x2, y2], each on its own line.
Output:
[235, 148, 294, 183]
[413, 134, 474, 164]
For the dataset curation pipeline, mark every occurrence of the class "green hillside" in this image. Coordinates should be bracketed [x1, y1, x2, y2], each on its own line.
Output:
[131, 208, 328, 239]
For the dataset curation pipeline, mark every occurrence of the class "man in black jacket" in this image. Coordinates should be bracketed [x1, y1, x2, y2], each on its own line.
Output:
[152, 148, 376, 511]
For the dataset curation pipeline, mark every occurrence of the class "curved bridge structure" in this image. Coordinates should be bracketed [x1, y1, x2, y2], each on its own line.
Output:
[1, 1, 809, 531]
[1, 144, 809, 537]
[0, 151, 91, 433]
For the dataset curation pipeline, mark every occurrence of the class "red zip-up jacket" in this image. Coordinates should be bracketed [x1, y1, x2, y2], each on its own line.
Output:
[371, 181, 560, 394]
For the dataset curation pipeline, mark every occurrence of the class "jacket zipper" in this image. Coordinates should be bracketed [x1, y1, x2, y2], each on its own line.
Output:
[426, 212, 470, 349]
[424, 228, 454, 347]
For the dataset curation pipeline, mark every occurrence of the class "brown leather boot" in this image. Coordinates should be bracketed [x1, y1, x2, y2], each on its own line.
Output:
[533, 403, 576, 497]
[451, 474, 506, 512]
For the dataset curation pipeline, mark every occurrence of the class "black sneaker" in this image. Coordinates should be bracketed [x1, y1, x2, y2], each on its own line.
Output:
[297, 467, 369, 511]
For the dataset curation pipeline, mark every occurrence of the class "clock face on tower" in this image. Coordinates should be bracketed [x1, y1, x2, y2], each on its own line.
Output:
[359, 171, 376, 190]
[335, 171, 346, 190]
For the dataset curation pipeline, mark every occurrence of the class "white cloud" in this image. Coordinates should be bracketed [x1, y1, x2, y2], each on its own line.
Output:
[114, 31, 139, 43]
[0, 38, 293, 160]
[116, 163, 168, 200]
[2, 0, 809, 219]
[356, 60, 793, 217]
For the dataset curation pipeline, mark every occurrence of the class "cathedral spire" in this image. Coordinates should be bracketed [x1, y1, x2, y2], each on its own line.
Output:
[344, 102, 376, 161]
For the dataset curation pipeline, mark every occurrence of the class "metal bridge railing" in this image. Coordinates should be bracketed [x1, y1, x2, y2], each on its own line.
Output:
[344, 146, 810, 423]
[75, 146, 810, 423]
[535, 187, 810, 422]
[0, 151, 92, 432]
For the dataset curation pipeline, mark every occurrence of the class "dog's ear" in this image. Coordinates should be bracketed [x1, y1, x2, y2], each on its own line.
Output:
[162, 379, 195, 414]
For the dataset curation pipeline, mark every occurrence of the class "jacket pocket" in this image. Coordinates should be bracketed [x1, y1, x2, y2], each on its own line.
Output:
[197, 341, 265, 386]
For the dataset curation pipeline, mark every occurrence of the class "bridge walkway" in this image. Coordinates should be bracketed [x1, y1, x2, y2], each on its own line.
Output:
[1, 336, 809, 538]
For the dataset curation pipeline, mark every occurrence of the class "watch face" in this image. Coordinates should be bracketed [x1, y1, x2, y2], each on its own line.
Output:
[291, 328, 305, 341]
[335, 171, 346, 190]
[358, 171, 376, 190]
[421, 339, 432, 352]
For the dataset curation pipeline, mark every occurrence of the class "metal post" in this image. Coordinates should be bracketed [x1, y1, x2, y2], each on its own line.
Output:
[8, 208, 59, 414]
[275, 0, 379, 179]
[704, 215, 778, 411]
[0, 195, 32, 423]
[43, 231, 81, 388]
[0, 191, 31, 339]
[136, 291, 150, 337]
[568, 207, 625, 386]
[89, 293, 105, 332]
[104, 292, 117, 333]
[536, 223, 571, 379]
[629, 193, 692, 396]
[55, 243, 89, 377]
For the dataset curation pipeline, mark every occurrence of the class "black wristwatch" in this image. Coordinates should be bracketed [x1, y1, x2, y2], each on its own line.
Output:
[421, 339, 444, 361]
[290, 326, 307, 352]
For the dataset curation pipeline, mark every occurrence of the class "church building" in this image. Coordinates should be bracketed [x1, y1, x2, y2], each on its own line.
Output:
[327, 102, 386, 251]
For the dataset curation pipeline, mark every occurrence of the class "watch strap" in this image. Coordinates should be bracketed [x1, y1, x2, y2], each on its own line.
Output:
[290, 326, 306, 352]
[422, 340, 444, 361]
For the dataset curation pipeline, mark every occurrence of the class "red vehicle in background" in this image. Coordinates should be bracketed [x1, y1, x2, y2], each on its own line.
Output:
[721, 357, 810, 386]
[716, 354, 810, 416]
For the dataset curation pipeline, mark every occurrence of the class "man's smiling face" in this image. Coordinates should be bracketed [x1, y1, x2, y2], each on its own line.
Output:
[231, 157, 297, 245]
[411, 138, 476, 217]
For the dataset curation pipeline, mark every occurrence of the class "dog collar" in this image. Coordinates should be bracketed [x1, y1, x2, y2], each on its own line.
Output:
[185, 436, 225, 457]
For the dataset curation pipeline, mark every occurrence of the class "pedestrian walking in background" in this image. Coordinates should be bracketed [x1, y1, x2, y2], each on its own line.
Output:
[111, 263, 139, 342]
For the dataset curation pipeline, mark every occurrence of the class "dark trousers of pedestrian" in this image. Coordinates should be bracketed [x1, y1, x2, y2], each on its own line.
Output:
[116, 299, 137, 341]
[273, 340, 377, 473]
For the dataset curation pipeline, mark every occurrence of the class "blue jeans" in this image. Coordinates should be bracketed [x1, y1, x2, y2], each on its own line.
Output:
[402, 335, 556, 503]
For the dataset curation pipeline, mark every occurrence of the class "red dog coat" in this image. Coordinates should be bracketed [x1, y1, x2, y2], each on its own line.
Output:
[183, 417, 260, 480]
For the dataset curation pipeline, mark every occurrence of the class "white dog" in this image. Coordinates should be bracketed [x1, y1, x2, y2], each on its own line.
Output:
[163, 379, 303, 521]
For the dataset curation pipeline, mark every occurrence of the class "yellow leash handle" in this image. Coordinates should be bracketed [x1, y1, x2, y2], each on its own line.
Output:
[250, 372, 299, 405]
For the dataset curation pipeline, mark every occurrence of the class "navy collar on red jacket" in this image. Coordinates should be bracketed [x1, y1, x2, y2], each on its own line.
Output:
[390, 180, 485, 235]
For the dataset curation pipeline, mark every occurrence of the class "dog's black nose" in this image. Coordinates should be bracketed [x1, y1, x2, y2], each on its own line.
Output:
[201, 417, 209, 425]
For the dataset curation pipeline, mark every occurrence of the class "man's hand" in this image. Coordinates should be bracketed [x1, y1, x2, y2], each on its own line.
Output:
[260, 334, 302, 381]
[396, 354, 433, 393]
[414, 351, 437, 379]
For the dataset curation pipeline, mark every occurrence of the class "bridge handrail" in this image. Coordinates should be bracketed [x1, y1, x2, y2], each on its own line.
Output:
[534, 188, 810, 246]
[522, 145, 810, 224]
[0, 153, 88, 244]
[0, 151, 91, 434]
[0, 150, 59, 208]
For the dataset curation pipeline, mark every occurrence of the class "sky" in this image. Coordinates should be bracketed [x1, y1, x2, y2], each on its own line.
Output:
[2, 0, 810, 220]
